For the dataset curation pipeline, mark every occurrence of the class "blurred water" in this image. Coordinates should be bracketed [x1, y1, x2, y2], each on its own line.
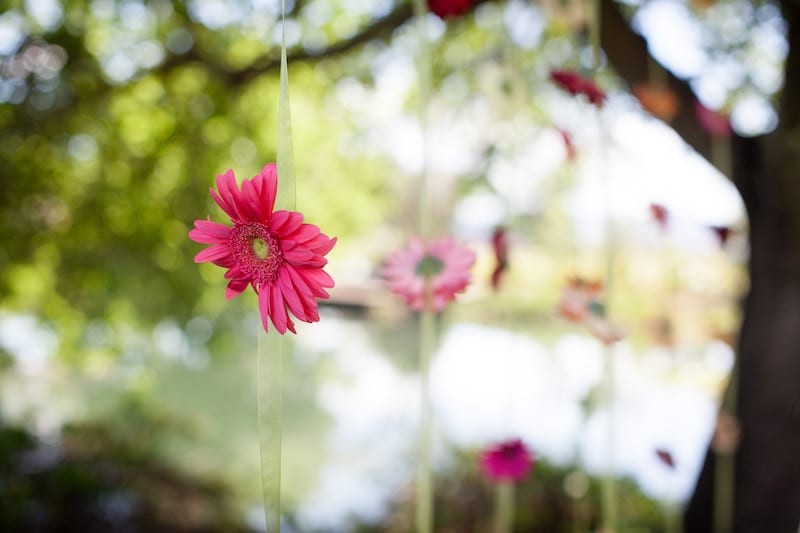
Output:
[0, 309, 733, 531]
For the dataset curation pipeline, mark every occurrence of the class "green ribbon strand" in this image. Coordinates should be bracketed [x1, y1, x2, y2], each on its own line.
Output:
[417, 307, 436, 533]
[277, 0, 296, 211]
[588, 0, 619, 529]
[258, 329, 283, 533]
[412, 1, 435, 532]
[258, 2, 297, 532]
[493, 482, 514, 533]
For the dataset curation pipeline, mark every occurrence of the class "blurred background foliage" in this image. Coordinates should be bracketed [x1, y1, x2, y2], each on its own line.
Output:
[0, 0, 772, 530]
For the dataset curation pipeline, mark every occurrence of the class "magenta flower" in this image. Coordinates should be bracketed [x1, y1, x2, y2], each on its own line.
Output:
[189, 163, 336, 334]
[382, 236, 475, 312]
[428, 0, 475, 18]
[695, 101, 732, 137]
[480, 439, 534, 483]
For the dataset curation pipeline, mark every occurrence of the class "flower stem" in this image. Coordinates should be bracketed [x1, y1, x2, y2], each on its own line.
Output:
[417, 308, 436, 533]
[257, 328, 283, 533]
[494, 482, 515, 533]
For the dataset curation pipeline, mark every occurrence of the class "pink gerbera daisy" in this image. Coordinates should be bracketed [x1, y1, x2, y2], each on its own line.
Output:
[383, 236, 475, 312]
[189, 163, 336, 334]
[480, 439, 534, 483]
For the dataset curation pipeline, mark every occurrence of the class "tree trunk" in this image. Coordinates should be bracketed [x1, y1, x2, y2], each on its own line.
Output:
[684, 131, 800, 532]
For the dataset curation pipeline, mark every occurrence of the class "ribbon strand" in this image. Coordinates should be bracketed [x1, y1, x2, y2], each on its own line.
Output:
[258, 2, 297, 531]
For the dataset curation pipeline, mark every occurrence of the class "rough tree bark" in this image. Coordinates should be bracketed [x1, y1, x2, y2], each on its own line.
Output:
[601, 0, 800, 530]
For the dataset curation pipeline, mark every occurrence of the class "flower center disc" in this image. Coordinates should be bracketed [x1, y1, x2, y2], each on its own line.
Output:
[415, 254, 444, 278]
[252, 237, 270, 260]
[230, 223, 282, 285]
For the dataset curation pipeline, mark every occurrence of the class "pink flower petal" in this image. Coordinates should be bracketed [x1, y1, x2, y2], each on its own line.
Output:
[258, 288, 271, 333]
[269, 284, 289, 334]
[195, 244, 231, 263]
[255, 164, 278, 219]
[226, 278, 249, 299]
[189, 220, 231, 244]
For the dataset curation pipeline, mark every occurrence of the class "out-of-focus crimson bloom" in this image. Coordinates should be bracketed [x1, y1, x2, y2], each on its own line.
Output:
[557, 276, 603, 322]
[383, 236, 476, 312]
[428, 0, 474, 18]
[634, 84, 679, 122]
[480, 439, 534, 483]
[711, 410, 741, 455]
[550, 69, 606, 106]
[189, 164, 336, 334]
[695, 101, 732, 137]
[490, 227, 509, 290]
[559, 128, 577, 161]
[655, 448, 676, 469]
[649, 203, 669, 230]
[710, 226, 732, 247]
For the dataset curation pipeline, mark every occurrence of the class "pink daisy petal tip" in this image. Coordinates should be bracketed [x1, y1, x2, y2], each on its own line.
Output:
[189, 164, 336, 334]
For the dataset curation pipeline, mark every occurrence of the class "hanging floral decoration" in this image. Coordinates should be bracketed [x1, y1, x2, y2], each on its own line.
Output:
[655, 448, 676, 469]
[634, 83, 679, 122]
[695, 101, 732, 137]
[559, 128, 578, 162]
[649, 203, 670, 231]
[383, 236, 476, 312]
[550, 69, 606, 106]
[480, 439, 535, 484]
[490, 226, 509, 290]
[711, 410, 741, 455]
[189, 163, 336, 334]
[557, 277, 626, 345]
[709, 225, 732, 247]
[428, 0, 475, 19]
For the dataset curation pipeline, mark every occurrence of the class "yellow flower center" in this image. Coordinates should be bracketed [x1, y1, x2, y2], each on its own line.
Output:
[252, 237, 270, 260]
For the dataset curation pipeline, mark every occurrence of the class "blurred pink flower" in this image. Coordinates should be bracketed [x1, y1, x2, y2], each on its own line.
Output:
[189, 163, 336, 334]
[550, 69, 606, 106]
[428, 0, 474, 18]
[695, 101, 732, 137]
[480, 439, 534, 483]
[383, 236, 475, 312]
[557, 276, 603, 323]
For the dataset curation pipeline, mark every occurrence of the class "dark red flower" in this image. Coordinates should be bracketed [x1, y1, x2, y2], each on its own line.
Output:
[550, 69, 606, 106]
[428, 0, 474, 18]
[649, 203, 669, 230]
[490, 226, 509, 290]
[655, 448, 675, 469]
[709, 226, 731, 246]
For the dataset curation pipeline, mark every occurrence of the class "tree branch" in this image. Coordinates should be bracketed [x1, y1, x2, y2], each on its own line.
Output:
[158, 2, 414, 85]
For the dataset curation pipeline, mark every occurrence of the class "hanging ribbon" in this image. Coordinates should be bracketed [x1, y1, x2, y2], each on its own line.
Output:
[258, 2, 296, 532]
[588, 0, 619, 530]
[412, 1, 435, 532]
[493, 482, 514, 533]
